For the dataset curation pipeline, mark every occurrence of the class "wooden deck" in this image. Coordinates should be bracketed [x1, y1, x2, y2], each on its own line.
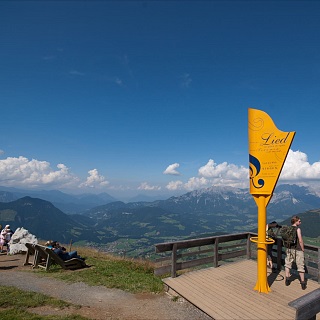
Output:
[163, 259, 320, 320]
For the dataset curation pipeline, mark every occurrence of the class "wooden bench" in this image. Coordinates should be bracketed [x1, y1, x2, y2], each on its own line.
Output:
[288, 288, 320, 320]
[24, 243, 49, 268]
[23, 243, 36, 266]
[44, 247, 87, 270]
[33, 244, 54, 271]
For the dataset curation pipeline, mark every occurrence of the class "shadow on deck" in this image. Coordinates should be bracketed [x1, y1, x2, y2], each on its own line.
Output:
[163, 259, 320, 320]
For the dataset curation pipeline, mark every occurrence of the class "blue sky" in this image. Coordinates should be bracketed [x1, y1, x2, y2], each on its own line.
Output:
[1, 1, 320, 200]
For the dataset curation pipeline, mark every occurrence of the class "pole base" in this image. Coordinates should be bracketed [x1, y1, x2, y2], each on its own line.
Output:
[254, 281, 271, 293]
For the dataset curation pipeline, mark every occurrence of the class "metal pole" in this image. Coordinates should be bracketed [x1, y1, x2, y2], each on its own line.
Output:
[253, 195, 271, 293]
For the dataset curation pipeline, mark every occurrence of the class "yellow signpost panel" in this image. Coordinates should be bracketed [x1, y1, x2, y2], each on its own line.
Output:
[248, 108, 295, 293]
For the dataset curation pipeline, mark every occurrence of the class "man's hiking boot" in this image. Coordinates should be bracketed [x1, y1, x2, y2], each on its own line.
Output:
[285, 278, 291, 286]
[300, 281, 307, 290]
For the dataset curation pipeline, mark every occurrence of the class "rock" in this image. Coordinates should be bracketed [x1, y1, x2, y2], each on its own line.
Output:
[8, 227, 38, 254]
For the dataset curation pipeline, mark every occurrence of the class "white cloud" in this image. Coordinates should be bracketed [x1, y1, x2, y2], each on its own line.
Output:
[0, 156, 79, 188]
[79, 169, 109, 188]
[198, 159, 248, 180]
[0, 149, 4, 155]
[166, 180, 184, 190]
[1, 149, 320, 196]
[165, 177, 210, 191]
[165, 149, 320, 193]
[163, 163, 180, 175]
[280, 150, 320, 181]
[0, 156, 110, 190]
[108, 185, 131, 191]
[138, 182, 161, 191]
[196, 151, 320, 188]
[184, 177, 209, 190]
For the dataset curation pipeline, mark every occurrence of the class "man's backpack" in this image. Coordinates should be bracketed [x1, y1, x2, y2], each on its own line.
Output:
[266, 221, 281, 240]
[266, 226, 280, 240]
[279, 225, 297, 248]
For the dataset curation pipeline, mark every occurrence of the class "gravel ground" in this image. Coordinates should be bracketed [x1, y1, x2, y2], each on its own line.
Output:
[0, 253, 212, 320]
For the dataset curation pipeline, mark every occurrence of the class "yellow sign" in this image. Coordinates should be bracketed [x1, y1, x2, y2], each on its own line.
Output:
[248, 108, 295, 293]
[248, 108, 295, 198]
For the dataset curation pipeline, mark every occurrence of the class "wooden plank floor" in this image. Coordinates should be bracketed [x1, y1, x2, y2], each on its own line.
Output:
[163, 259, 320, 320]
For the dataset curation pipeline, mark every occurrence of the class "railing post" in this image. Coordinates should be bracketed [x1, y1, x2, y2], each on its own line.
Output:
[276, 238, 282, 271]
[246, 233, 251, 259]
[213, 238, 219, 267]
[171, 243, 177, 278]
[318, 247, 320, 283]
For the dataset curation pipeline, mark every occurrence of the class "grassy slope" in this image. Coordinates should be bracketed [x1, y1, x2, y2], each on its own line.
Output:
[0, 247, 164, 319]
[33, 245, 164, 294]
[0, 286, 87, 320]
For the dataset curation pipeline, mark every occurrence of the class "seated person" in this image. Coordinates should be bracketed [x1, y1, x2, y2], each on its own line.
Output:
[45, 240, 54, 249]
[47, 240, 85, 261]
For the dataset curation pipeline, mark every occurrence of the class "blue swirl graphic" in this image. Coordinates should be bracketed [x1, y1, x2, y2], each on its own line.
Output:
[249, 154, 264, 189]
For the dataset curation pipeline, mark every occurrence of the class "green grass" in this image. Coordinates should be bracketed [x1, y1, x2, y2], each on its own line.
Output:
[33, 246, 164, 294]
[304, 237, 320, 247]
[0, 286, 87, 320]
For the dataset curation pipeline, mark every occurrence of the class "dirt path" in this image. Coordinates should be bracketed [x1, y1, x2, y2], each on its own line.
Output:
[0, 253, 212, 319]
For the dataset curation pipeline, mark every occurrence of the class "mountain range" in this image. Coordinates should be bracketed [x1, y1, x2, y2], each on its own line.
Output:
[0, 186, 117, 214]
[0, 184, 319, 257]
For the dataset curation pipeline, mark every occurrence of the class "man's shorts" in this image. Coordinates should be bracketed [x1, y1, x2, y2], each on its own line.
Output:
[285, 248, 305, 273]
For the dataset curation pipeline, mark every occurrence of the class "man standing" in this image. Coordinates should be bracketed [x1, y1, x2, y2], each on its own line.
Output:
[284, 215, 306, 290]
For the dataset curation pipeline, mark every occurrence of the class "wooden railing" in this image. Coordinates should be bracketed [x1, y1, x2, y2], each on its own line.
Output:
[154, 232, 320, 283]
[288, 288, 320, 320]
[155, 232, 252, 277]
